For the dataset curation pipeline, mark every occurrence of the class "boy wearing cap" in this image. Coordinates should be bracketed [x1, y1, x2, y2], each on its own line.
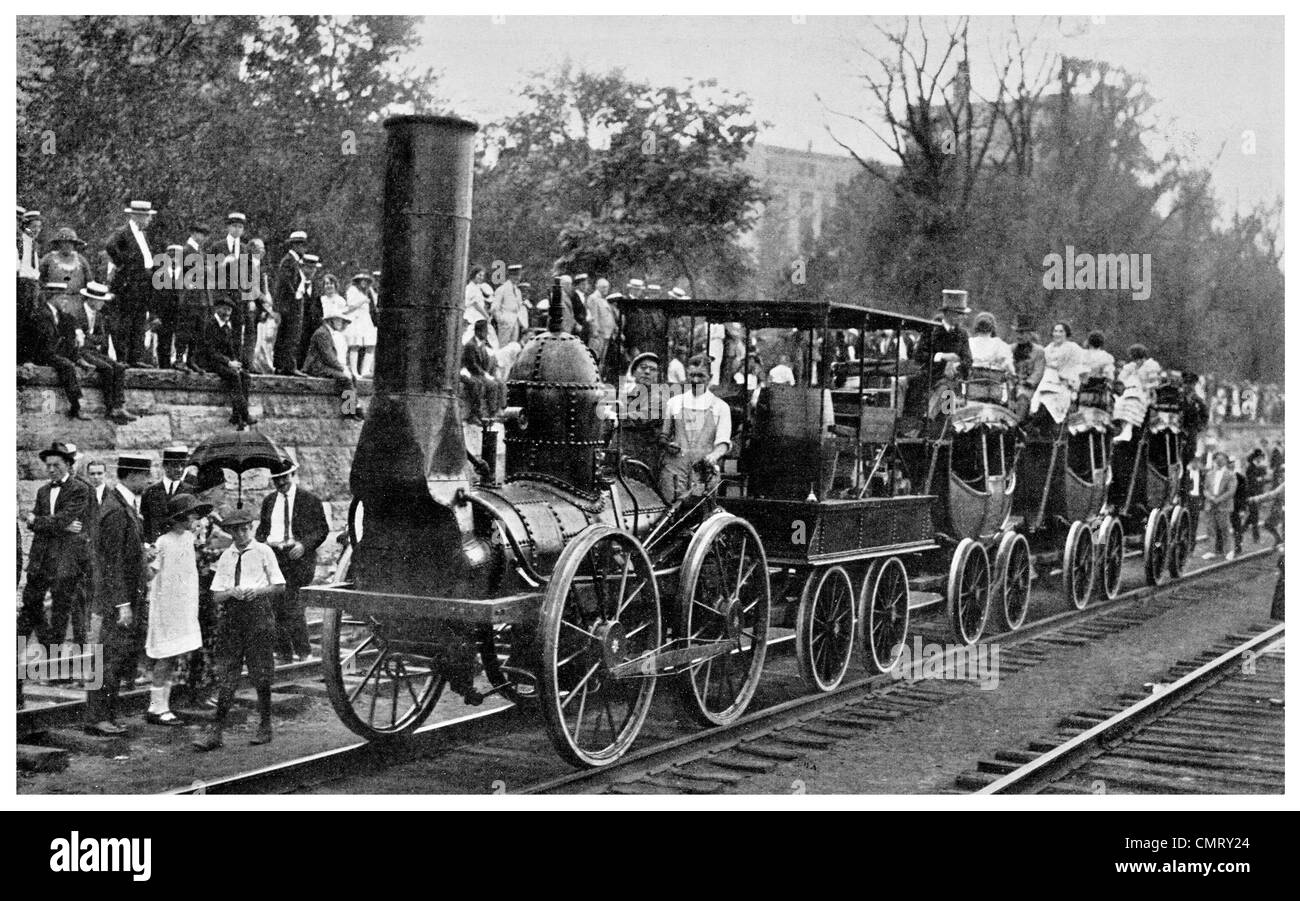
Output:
[84, 454, 152, 735]
[32, 281, 90, 420]
[72, 282, 135, 424]
[194, 292, 257, 428]
[105, 200, 158, 367]
[193, 507, 285, 750]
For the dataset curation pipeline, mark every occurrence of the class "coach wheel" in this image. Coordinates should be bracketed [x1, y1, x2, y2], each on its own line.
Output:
[796, 565, 856, 692]
[1167, 505, 1192, 579]
[947, 538, 991, 646]
[675, 513, 770, 727]
[858, 557, 910, 673]
[321, 608, 445, 740]
[1062, 520, 1096, 611]
[478, 624, 537, 706]
[1143, 508, 1170, 587]
[540, 524, 660, 768]
[1096, 516, 1124, 601]
[994, 532, 1032, 632]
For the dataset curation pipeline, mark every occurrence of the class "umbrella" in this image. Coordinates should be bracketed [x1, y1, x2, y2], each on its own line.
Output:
[187, 428, 287, 509]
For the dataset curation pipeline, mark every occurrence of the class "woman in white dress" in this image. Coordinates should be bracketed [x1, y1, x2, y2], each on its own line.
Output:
[968, 312, 1015, 375]
[1029, 322, 1086, 433]
[1113, 343, 1162, 442]
[344, 272, 378, 378]
[146, 493, 211, 725]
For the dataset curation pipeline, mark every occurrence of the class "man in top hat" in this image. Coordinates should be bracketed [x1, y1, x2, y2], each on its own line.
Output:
[31, 281, 91, 420]
[17, 209, 43, 364]
[21, 442, 93, 647]
[1011, 314, 1046, 419]
[193, 505, 285, 750]
[492, 263, 526, 346]
[104, 200, 159, 367]
[72, 282, 135, 424]
[194, 290, 258, 429]
[256, 458, 328, 663]
[39, 227, 93, 300]
[142, 444, 191, 543]
[84, 453, 153, 735]
[905, 289, 973, 420]
[302, 294, 364, 420]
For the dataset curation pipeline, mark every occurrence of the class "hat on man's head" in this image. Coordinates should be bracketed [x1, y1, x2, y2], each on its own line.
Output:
[17, 204, 25, 218]
[161, 444, 190, 464]
[80, 282, 114, 303]
[302, 254, 321, 265]
[605, 291, 626, 301]
[165, 243, 184, 253]
[269, 458, 299, 479]
[189, 222, 211, 235]
[288, 230, 308, 243]
[940, 289, 971, 314]
[371, 270, 381, 279]
[166, 493, 213, 524]
[22, 210, 42, 223]
[669, 287, 689, 300]
[573, 273, 589, 283]
[628, 352, 661, 373]
[626, 278, 645, 289]
[221, 507, 256, 528]
[116, 453, 152, 473]
[1013, 314, 1037, 332]
[42, 281, 69, 293]
[123, 200, 154, 215]
[351, 272, 372, 283]
[38, 442, 78, 465]
[226, 212, 247, 224]
[212, 294, 237, 310]
[52, 227, 85, 247]
[506, 263, 523, 272]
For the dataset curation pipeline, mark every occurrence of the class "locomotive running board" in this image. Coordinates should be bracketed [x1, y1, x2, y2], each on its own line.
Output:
[606, 637, 742, 679]
[299, 583, 543, 626]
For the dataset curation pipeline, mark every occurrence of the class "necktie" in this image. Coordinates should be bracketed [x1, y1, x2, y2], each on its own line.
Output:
[234, 549, 245, 587]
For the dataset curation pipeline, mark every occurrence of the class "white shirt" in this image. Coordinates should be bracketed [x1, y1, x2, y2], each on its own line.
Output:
[266, 484, 297, 544]
[161, 477, 181, 497]
[769, 364, 795, 386]
[969, 335, 1014, 374]
[18, 234, 39, 279]
[664, 389, 732, 451]
[667, 358, 687, 384]
[48, 478, 66, 515]
[95, 484, 106, 505]
[225, 234, 241, 259]
[128, 220, 153, 268]
[211, 540, 285, 593]
[116, 483, 140, 516]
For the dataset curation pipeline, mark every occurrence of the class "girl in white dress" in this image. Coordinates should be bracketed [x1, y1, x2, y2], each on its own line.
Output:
[344, 272, 378, 378]
[146, 494, 211, 725]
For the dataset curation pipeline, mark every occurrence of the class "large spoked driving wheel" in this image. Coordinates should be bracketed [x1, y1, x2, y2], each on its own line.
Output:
[993, 532, 1032, 631]
[321, 609, 445, 740]
[1143, 508, 1170, 586]
[796, 565, 856, 692]
[540, 524, 660, 768]
[1062, 520, 1096, 610]
[1167, 505, 1192, 578]
[1096, 515, 1124, 601]
[947, 538, 991, 646]
[676, 513, 770, 727]
[858, 557, 910, 673]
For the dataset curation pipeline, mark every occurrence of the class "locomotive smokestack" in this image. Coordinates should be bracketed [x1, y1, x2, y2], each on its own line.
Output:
[349, 114, 487, 594]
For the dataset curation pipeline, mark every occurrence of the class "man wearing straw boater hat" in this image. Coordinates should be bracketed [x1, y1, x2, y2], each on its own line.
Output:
[83, 453, 153, 736]
[193, 505, 285, 751]
[256, 458, 328, 664]
[141, 443, 191, 543]
[104, 199, 159, 368]
[73, 281, 136, 424]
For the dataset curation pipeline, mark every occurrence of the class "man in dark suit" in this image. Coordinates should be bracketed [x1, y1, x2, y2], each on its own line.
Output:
[194, 294, 258, 429]
[84, 454, 152, 735]
[104, 200, 158, 368]
[256, 458, 328, 661]
[21, 443, 92, 647]
[172, 224, 211, 372]
[72, 281, 135, 424]
[273, 235, 312, 376]
[904, 289, 973, 420]
[141, 444, 190, 544]
[206, 212, 247, 345]
[32, 282, 90, 421]
[295, 254, 323, 371]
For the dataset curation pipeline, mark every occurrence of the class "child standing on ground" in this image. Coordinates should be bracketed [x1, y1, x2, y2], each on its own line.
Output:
[145, 494, 211, 725]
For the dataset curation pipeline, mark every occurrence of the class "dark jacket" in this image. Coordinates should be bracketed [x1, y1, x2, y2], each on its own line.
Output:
[913, 322, 973, 385]
[192, 312, 241, 372]
[95, 487, 147, 618]
[30, 302, 80, 364]
[27, 475, 92, 580]
[256, 486, 329, 584]
[71, 301, 114, 359]
[104, 224, 154, 291]
[302, 324, 347, 378]
[141, 480, 192, 545]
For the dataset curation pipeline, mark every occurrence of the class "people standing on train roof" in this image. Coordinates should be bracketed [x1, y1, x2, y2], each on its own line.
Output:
[658, 352, 732, 502]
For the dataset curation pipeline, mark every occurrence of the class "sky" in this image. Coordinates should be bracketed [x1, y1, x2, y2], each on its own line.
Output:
[408, 15, 1283, 218]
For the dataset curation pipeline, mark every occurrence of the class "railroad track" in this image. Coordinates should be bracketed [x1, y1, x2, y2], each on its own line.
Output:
[158, 545, 1274, 795]
[961, 624, 1284, 794]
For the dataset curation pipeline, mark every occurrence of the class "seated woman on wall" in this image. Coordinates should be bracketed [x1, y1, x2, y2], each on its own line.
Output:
[1027, 322, 1086, 435]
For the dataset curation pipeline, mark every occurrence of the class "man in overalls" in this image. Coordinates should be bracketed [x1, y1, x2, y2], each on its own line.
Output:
[659, 353, 732, 502]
